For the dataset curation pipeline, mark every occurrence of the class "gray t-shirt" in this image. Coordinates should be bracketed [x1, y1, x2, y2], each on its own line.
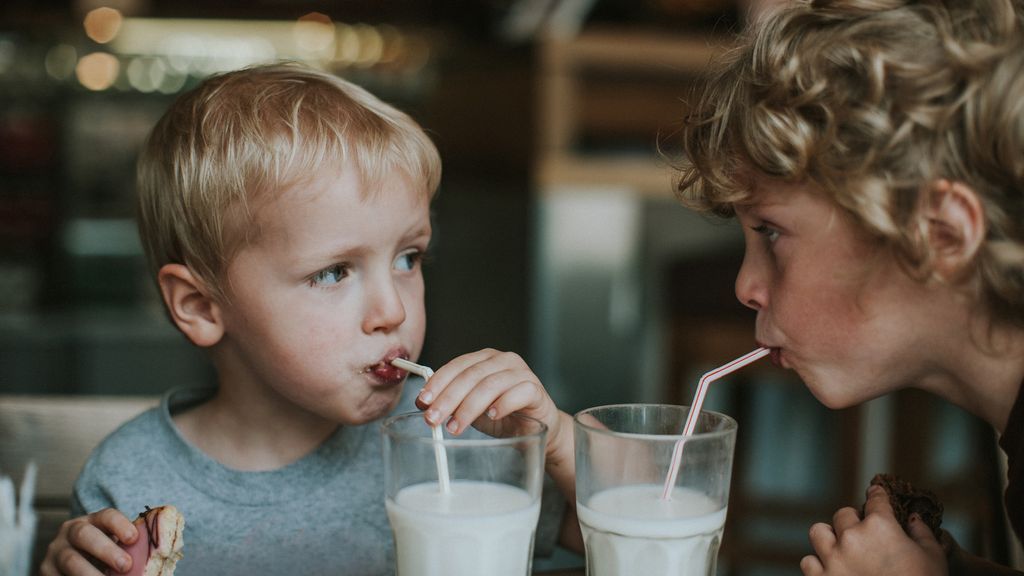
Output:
[72, 384, 564, 576]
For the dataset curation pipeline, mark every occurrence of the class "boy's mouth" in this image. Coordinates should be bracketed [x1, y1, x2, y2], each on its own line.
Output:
[365, 348, 409, 383]
[758, 341, 784, 368]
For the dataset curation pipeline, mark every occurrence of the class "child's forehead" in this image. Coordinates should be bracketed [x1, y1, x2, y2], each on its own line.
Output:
[734, 175, 826, 212]
[271, 162, 429, 205]
[227, 163, 431, 247]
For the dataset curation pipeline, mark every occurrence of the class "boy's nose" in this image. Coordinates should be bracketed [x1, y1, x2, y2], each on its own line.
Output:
[734, 251, 767, 311]
[363, 277, 407, 333]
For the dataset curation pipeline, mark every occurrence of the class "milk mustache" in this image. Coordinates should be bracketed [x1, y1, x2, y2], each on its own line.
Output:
[577, 484, 727, 576]
[386, 480, 541, 576]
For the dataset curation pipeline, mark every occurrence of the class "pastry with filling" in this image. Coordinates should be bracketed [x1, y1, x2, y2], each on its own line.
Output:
[106, 505, 184, 576]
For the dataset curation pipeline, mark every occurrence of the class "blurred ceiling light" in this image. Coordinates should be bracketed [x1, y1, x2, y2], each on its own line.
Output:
[76, 52, 120, 90]
[335, 24, 358, 65]
[84, 7, 124, 44]
[377, 25, 403, 65]
[353, 24, 383, 67]
[45, 44, 79, 80]
[105, 18, 432, 72]
[157, 69, 187, 94]
[126, 56, 165, 92]
[294, 12, 335, 59]
[115, 19, 278, 72]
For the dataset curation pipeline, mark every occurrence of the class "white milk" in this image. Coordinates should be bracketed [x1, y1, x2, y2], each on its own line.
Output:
[386, 480, 541, 576]
[576, 484, 727, 576]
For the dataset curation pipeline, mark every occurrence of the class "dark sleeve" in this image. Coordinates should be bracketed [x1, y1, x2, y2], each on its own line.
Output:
[944, 531, 1024, 576]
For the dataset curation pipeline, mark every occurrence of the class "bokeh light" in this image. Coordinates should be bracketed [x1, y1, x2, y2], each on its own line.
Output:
[84, 7, 124, 44]
[45, 44, 79, 80]
[75, 52, 120, 90]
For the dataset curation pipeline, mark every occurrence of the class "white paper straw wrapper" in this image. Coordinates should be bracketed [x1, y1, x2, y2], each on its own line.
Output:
[390, 358, 451, 494]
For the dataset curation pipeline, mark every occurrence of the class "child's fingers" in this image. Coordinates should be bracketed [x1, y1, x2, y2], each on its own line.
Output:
[423, 351, 526, 416]
[831, 506, 861, 536]
[807, 522, 837, 558]
[92, 508, 138, 544]
[799, 554, 825, 576]
[862, 484, 897, 520]
[906, 514, 942, 553]
[418, 348, 502, 405]
[440, 370, 516, 432]
[66, 510, 136, 574]
[439, 367, 536, 433]
[485, 380, 547, 421]
[48, 548, 108, 576]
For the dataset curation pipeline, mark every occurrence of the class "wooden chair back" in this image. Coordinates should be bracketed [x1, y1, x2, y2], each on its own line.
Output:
[0, 395, 158, 572]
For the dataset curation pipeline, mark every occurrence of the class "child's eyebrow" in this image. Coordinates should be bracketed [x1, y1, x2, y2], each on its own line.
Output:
[402, 223, 432, 241]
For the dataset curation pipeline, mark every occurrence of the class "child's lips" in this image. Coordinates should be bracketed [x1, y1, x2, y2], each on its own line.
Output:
[366, 348, 409, 384]
[370, 363, 405, 383]
[759, 342, 784, 368]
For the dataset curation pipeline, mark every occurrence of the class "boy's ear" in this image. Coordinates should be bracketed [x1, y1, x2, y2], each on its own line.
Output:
[157, 264, 225, 347]
[924, 179, 986, 282]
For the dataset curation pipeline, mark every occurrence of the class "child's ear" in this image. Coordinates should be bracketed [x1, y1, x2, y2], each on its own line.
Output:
[157, 264, 225, 347]
[924, 179, 986, 282]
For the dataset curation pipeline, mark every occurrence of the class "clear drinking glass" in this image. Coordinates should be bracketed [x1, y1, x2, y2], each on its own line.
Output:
[574, 404, 737, 576]
[382, 412, 547, 576]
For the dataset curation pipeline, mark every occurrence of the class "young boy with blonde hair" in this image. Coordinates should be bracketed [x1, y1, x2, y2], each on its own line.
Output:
[41, 63, 579, 576]
[678, 0, 1024, 574]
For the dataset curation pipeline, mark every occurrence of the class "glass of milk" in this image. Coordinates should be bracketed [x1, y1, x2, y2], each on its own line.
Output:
[574, 404, 737, 576]
[382, 412, 547, 576]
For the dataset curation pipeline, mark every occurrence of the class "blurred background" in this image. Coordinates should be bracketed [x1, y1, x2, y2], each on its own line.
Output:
[0, 0, 1014, 573]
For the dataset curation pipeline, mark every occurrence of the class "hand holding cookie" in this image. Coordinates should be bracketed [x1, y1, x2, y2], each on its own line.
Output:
[800, 474, 946, 576]
[862, 474, 943, 539]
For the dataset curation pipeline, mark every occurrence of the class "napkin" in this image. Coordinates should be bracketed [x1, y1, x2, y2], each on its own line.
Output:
[0, 462, 37, 576]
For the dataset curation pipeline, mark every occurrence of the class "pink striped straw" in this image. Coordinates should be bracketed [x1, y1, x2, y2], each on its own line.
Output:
[661, 347, 770, 500]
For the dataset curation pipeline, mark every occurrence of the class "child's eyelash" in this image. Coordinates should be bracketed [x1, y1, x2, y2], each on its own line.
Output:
[751, 223, 781, 242]
[408, 249, 434, 266]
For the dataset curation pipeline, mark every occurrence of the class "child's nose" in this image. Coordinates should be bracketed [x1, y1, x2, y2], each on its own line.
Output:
[363, 277, 407, 333]
[735, 251, 768, 311]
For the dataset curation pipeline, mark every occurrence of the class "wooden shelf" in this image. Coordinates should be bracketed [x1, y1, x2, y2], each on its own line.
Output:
[535, 154, 677, 197]
[535, 28, 733, 198]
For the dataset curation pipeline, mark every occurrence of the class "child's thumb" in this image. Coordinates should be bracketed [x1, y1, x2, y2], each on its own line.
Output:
[907, 514, 942, 552]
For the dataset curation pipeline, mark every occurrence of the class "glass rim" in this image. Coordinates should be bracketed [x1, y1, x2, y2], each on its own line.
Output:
[381, 410, 548, 448]
[573, 403, 737, 441]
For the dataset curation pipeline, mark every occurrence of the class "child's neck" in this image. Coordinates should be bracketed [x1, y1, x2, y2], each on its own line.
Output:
[172, 386, 339, 471]
[919, 317, 1024, 434]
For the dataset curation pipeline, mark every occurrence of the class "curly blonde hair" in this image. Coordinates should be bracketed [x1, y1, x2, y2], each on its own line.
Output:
[677, 0, 1024, 325]
[137, 62, 442, 303]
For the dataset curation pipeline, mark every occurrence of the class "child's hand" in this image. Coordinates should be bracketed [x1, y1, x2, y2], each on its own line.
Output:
[40, 508, 138, 576]
[416, 348, 572, 464]
[800, 485, 947, 576]
[418, 348, 583, 552]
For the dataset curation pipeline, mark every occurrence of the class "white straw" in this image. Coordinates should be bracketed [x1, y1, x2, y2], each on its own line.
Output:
[390, 358, 451, 495]
[661, 347, 770, 500]
[17, 462, 36, 529]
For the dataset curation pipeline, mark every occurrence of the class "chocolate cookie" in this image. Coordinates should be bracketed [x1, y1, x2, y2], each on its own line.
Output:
[864, 473, 943, 539]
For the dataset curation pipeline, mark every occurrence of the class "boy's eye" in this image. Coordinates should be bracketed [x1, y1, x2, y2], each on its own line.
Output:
[310, 264, 348, 287]
[752, 224, 781, 243]
[394, 250, 423, 272]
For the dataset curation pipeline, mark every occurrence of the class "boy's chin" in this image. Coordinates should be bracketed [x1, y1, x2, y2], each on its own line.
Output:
[340, 389, 403, 424]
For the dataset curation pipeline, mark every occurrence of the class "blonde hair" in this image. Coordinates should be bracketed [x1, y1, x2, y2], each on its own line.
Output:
[677, 0, 1024, 324]
[137, 62, 442, 302]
